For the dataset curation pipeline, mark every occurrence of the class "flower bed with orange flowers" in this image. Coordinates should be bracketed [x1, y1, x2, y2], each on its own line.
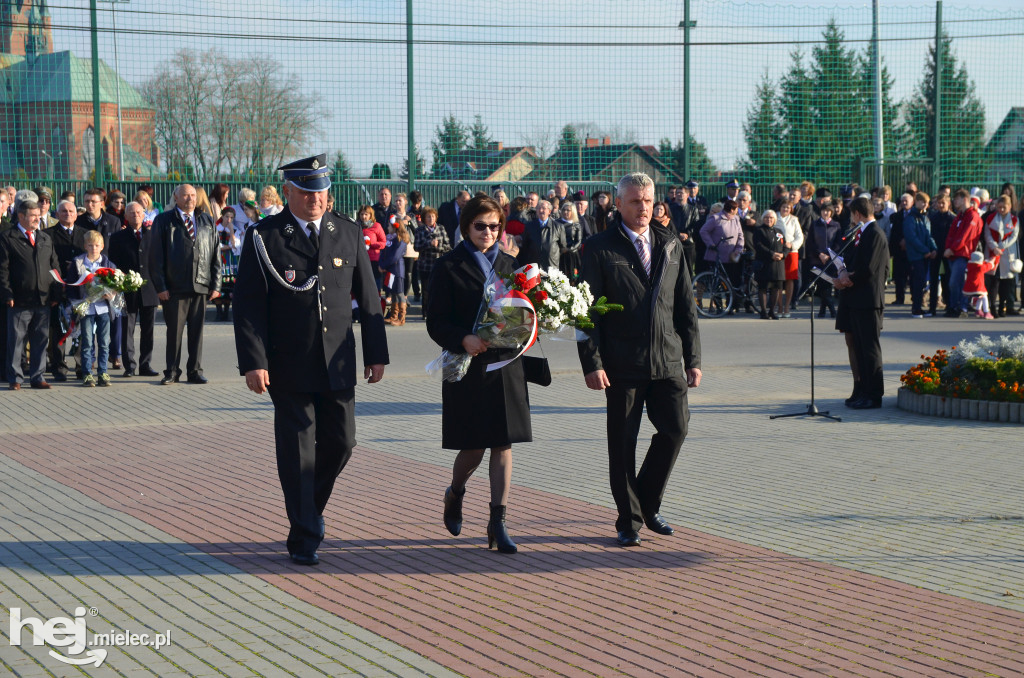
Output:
[898, 334, 1024, 423]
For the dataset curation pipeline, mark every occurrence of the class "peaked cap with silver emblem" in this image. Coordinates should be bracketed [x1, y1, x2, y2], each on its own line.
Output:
[278, 153, 331, 192]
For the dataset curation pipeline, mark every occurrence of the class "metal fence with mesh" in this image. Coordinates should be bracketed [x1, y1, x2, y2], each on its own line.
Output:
[2, 0, 1022, 212]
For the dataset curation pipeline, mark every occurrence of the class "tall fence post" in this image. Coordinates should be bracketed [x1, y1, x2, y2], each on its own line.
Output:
[682, 0, 692, 180]
[90, 0, 104, 185]
[933, 0, 942, 193]
[871, 0, 884, 189]
[405, 0, 416, 192]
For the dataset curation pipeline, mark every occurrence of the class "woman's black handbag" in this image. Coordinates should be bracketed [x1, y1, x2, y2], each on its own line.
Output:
[522, 356, 551, 387]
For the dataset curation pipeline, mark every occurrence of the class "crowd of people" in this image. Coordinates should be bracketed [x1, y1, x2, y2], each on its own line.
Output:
[0, 173, 1018, 390]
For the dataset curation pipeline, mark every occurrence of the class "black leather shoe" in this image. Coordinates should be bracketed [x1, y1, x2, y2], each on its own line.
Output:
[122, 369, 135, 378]
[139, 367, 160, 377]
[159, 375, 178, 385]
[487, 504, 517, 554]
[289, 552, 319, 566]
[643, 514, 674, 536]
[51, 373, 68, 382]
[443, 486, 465, 536]
[186, 374, 209, 384]
[616, 530, 641, 547]
[849, 397, 882, 410]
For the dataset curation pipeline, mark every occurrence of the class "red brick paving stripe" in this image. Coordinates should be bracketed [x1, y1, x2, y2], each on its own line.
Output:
[5, 423, 1024, 678]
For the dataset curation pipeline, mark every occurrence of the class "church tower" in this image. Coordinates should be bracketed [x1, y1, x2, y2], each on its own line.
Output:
[0, 0, 54, 56]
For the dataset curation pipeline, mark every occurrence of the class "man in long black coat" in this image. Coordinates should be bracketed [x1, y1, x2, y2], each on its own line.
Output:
[578, 173, 702, 548]
[833, 196, 889, 409]
[233, 154, 389, 566]
[0, 200, 60, 389]
[108, 201, 160, 377]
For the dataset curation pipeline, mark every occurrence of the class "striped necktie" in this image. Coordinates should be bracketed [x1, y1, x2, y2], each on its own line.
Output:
[184, 213, 195, 240]
[635, 233, 651, 276]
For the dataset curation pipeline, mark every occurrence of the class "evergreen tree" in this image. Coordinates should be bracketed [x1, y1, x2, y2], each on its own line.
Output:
[656, 136, 717, 182]
[903, 34, 987, 184]
[370, 163, 392, 180]
[330, 150, 351, 182]
[809, 19, 869, 182]
[741, 80, 789, 182]
[778, 51, 814, 181]
[857, 44, 904, 163]
[430, 114, 468, 176]
[468, 114, 493, 151]
[400, 143, 426, 180]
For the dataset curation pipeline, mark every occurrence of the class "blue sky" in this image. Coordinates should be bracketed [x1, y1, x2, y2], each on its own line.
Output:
[59, 0, 1024, 176]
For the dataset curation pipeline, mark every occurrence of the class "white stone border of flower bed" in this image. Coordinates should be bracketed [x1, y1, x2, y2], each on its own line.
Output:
[896, 387, 1023, 423]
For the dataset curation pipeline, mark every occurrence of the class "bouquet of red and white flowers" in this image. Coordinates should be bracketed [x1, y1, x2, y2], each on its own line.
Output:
[426, 263, 621, 382]
[51, 267, 145, 318]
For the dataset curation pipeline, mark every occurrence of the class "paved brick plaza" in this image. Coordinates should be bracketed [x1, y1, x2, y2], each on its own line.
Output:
[1, 310, 1022, 677]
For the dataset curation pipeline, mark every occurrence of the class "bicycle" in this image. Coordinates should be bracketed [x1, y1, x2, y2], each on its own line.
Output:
[693, 235, 763, 318]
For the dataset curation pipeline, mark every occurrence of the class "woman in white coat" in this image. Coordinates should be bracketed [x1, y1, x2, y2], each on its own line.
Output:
[775, 200, 804, 317]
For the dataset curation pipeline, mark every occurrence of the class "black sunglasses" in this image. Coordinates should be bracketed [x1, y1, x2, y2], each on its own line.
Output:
[472, 222, 501, 232]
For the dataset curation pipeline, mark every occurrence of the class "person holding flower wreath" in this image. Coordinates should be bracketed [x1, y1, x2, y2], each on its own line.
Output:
[425, 195, 531, 554]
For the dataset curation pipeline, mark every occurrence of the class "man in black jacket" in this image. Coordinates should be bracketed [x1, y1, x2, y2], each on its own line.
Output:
[578, 173, 702, 548]
[518, 200, 566, 272]
[76, 188, 121, 250]
[42, 199, 85, 381]
[887, 192, 914, 305]
[0, 200, 60, 389]
[833, 196, 889, 409]
[108, 201, 160, 377]
[149, 184, 221, 385]
[371, 187, 394, 232]
[234, 154, 389, 566]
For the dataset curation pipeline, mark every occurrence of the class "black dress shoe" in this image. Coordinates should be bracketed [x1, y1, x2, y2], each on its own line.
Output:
[51, 373, 68, 382]
[849, 397, 882, 410]
[186, 374, 209, 384]
[159, 375, 179, 385]
[122, 369, 135, 378]
[643, 514, 674, 536]
[289, 552, 319, 566]
[616, 530, 641, 547]
[139, 367, 160, 377]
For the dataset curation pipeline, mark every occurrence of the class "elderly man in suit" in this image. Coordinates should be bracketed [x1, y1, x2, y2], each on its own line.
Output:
[438, 190, 471, 244]
[518, 200, 566, 272]
[832, 196, 889, 409]
[150, 184, 222, 385]
[109, 201, 160, 378]
[234, 154, 389, 566]
[42, 199, 86, 381]
[578, 173, 702, 547]
[0, 200, 61, 389]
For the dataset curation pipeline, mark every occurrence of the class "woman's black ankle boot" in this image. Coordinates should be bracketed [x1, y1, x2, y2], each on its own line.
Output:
[443, 486, 465, 536]
[487, 504, 517, 554]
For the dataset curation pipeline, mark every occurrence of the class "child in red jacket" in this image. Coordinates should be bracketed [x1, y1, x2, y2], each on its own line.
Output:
[963, 251, 996, 319]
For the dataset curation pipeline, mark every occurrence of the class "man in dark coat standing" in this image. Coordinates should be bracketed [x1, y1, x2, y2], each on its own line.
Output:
[149, 184, 222, 384]
[42, 199, 85, 381]
[578, 173, 702, 548]
[234, 154, 389, 566]
[438, 190, 470, 244]
[518, 200, 566, 272]
[833, 196, 889, 410]
[0, 200, 61, 389]
[108, 201, 160, 377]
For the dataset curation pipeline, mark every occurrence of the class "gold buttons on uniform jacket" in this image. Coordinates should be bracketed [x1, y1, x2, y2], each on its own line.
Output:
[319, 265, 323, 270]
[323, 327, 327, 332]
[321, 286, 326, 291]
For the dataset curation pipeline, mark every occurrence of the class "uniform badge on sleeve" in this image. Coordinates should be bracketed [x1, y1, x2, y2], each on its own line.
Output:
[285, 268, 296, 283]
[333, 257, 344, 268]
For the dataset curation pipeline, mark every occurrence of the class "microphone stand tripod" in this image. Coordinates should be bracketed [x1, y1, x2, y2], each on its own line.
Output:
[770, 227, 859, 422]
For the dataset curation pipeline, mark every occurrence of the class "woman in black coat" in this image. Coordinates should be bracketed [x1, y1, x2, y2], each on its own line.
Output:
[425, 196, 531, 554]
[752, 210, 786, 319]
